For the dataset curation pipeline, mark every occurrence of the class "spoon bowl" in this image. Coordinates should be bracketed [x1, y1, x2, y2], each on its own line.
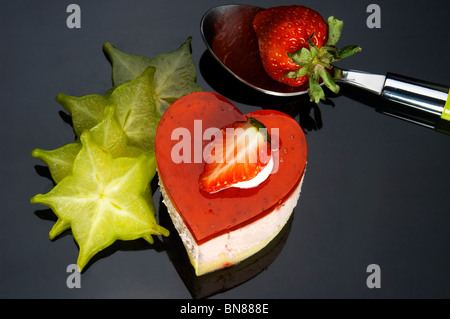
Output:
[200, 4, 310, 97]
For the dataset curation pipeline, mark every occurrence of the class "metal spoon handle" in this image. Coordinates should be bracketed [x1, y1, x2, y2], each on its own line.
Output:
[339, 69, 450, 132]
[381, 73, 450, 133]
[382, 73, 449, 119]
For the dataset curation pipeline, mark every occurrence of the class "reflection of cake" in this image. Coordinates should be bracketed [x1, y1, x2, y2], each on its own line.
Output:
[155, 92, 307, 276]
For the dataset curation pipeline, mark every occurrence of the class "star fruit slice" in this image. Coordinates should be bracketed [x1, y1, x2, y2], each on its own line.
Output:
[103, 36, 202, 115]
[56, 66, 161, 151]
[32, 106, 144, 184]
[32, 142, 80, 184]
[30, 130, 169, 271]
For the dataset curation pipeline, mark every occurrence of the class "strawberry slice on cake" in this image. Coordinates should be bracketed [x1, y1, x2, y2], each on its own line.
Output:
[199, 116, 273, 194]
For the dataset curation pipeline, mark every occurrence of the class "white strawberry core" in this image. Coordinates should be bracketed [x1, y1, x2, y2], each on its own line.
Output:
[232, 155, 274, 189]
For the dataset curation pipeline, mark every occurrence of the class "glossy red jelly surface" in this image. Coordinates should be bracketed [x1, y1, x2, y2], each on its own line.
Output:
[155, 92, 307, 244]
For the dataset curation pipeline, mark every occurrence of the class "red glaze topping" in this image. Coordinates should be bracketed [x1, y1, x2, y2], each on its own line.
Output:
[155, 92, 307, 244]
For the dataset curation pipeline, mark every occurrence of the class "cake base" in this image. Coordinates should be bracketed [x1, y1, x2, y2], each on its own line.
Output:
[159, 170, 305, 276]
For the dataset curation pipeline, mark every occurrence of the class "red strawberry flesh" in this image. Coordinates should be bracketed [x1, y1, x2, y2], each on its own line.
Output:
[199, 117, 272, 194]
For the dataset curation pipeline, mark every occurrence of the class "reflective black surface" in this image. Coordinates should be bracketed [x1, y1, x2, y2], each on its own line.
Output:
[1, 0, 450, 298]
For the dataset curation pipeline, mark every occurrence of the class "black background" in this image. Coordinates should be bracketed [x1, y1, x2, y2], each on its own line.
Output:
[1, 0, 449, 299]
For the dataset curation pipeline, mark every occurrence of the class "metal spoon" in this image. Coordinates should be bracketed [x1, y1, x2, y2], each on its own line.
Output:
[200, 4, 450, 132]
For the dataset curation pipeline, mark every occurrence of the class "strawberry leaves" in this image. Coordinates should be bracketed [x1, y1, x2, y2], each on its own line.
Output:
[286, 17, 361, 103]
[326, 16, 344, 46]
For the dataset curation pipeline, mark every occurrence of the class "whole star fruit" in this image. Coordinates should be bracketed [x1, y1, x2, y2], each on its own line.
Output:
[103, 36, 202, 115]
[31, 130, 169, 271]
[32, 106, 144, 184]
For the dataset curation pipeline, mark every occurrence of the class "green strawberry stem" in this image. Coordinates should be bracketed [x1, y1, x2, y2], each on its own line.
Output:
[286, 16, 361, 103]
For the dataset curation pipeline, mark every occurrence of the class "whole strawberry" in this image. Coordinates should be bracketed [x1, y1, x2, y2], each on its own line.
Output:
[253, 5, 361, 103]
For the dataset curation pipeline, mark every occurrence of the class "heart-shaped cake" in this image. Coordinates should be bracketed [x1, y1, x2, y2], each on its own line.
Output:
[155, 92, 307, 275]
